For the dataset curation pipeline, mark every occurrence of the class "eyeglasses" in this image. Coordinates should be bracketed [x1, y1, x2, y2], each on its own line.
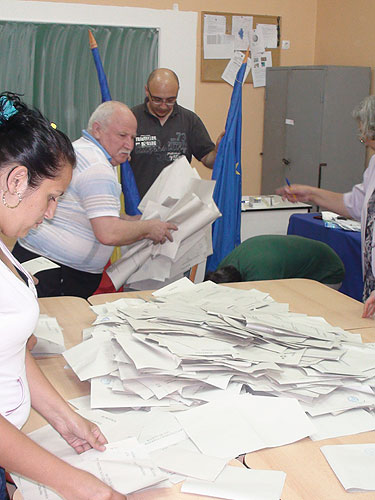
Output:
[147, 88, 177, 106]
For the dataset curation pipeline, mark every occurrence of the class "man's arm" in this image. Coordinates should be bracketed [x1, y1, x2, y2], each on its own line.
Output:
[201, 131, 225, 169]
[90, 216, 177, 246]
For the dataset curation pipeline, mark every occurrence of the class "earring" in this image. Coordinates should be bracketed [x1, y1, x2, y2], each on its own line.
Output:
[2, 189, 22, 209]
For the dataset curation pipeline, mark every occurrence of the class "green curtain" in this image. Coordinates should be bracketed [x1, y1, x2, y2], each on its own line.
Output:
[0, 22, 158, 141]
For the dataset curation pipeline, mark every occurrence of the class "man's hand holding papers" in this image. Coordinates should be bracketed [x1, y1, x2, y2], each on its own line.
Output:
[107, 157, 221, 290]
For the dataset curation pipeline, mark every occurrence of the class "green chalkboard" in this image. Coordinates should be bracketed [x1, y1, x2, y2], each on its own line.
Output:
[0, 22, 158, 141]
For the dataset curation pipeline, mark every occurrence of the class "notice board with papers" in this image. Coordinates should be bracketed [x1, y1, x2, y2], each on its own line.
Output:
[201, 11, 281, 83]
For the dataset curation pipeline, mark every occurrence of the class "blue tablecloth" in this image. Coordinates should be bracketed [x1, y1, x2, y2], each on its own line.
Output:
[287, 212, 363, 302]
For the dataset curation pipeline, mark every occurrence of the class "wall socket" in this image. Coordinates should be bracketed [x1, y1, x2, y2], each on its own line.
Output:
[282, 40, 290, 50]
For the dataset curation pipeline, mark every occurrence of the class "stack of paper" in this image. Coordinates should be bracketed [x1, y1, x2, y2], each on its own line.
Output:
[107, 157, 221, 290]
[63, 279, 375, 418]
[322, 211, 361, 232]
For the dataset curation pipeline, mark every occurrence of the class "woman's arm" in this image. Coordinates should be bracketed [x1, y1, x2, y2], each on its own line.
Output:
[0, 413, 125, 499]
[25, 351, 105, 453]
[276, 184, 351, 218]
[13, 351, 127, 499]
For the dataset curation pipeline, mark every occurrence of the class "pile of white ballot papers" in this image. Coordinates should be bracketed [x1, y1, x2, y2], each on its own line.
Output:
[14, 279, 375, 497]
[107, 157, 221, 290]
[63, 278, 375, 418]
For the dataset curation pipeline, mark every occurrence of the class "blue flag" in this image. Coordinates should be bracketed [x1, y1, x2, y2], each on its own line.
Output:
[88, 30, 141, 215]
[205, 61, 245, 271]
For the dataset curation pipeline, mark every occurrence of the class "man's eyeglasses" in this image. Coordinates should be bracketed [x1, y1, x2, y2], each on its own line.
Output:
[147, 88, 177, 106]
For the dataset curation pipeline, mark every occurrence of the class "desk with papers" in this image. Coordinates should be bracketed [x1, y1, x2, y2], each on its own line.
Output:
[17, 280, 375, 499]
[287, 212, 363, 302]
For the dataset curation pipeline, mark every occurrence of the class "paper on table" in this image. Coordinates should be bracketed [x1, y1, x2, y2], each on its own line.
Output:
[176, 394, 315, 459]
[154, 445, 227, 481]
[32, 315, 65, 355]
[309, 408, 375, 441]
[63, 337, 117, 381]
[181, 465, 286, 500]
[321, 444, 375, 491]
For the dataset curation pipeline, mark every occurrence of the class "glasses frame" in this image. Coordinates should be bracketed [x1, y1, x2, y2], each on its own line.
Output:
[147, 88, 177, 106]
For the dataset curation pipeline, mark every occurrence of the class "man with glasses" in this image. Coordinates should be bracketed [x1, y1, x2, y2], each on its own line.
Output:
[130, 68, 221, 198]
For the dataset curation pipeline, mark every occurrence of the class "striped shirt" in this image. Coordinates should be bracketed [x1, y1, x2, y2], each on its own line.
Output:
[19, 134, 121, 273]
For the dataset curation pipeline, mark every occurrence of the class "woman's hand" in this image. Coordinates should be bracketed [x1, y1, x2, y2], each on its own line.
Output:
[276, 183, 315, 203]
[58, 468, 127, 500]
[53, 410, 107, 454]
[363, 291, 375, 318]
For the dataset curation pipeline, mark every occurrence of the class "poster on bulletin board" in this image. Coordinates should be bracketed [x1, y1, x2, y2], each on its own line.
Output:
[201, 11, 281, 86]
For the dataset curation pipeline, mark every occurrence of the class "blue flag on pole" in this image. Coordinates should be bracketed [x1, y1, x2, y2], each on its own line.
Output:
[205, 59, 246, 272]
[88, 30, 141, 215]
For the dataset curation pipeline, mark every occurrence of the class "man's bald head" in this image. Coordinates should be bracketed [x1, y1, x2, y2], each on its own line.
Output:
[88, 101, 137, 166]
[147, 68, 179, 89]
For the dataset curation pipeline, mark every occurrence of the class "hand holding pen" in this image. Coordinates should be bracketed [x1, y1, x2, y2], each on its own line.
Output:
[284, 177, 297, 201]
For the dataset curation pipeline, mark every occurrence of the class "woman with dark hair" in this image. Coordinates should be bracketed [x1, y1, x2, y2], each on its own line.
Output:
[0, 93, 125, 500]
[277, 95, 375, 318]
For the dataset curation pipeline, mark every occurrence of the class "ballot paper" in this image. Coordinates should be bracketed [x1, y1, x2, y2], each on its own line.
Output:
[321, 444, 375, 491]
[107, 157, 221, 290]
[181, 465, 286, 500]
[31, 314, 65, 355]
[12, 427, 168, 498]
[175, 394, 315, 458]
[21, 256, 60, 275]
[309, 408, 375, 441]
[63, 279, 375, 445]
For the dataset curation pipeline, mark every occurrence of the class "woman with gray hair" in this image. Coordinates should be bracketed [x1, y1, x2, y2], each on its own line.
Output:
[277, 95, 375, 317]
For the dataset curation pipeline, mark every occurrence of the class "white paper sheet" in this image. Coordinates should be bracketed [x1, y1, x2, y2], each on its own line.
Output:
[181, 465, 286, 500]
[321, 444, 375, 491]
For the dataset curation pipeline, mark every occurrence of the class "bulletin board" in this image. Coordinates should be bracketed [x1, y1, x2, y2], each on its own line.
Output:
[201, 12, 281, 83]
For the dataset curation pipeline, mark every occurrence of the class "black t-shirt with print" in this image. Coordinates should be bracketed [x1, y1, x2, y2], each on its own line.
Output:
[130, 101, 215, 198]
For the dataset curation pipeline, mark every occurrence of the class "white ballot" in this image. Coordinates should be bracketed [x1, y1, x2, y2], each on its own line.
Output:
[32, 315, 65, 355]
[181, 465, 286, 500]
[176, 394, 315, 459]
[107, 157, 220, 289]
[21, 256, 60, 275]
[321, 443, 375, 491]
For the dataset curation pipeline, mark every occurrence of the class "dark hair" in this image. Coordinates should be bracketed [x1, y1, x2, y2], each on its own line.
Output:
[0, 92, 75, 188]
[204, 265, 242, 284]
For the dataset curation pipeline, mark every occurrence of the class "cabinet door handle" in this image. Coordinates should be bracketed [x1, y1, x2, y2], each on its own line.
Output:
[282, 158, 290, 165]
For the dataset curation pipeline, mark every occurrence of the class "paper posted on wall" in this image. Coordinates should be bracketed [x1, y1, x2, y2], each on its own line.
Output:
[107, 157, 221, 290]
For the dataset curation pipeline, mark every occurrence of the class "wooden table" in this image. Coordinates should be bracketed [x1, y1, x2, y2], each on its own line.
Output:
[38, 296, 96, 350]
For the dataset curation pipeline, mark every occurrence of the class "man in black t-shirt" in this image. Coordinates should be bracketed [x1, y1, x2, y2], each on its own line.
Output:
[130, 68, 222, 198]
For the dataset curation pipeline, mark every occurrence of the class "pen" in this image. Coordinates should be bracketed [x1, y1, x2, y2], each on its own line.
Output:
[285, 177, 297, 200]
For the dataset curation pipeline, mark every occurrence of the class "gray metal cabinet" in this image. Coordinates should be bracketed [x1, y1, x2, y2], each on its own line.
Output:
[261, 66, 371, 194]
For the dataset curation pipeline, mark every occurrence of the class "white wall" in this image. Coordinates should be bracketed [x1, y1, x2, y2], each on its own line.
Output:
[0, 0, 197, 109]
